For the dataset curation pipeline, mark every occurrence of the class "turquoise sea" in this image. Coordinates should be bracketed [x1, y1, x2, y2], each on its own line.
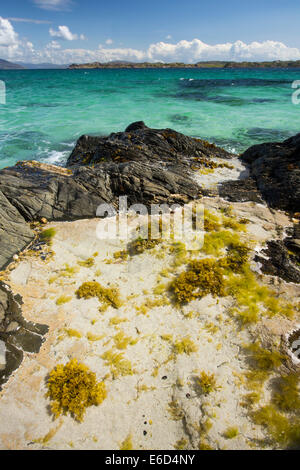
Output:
[0, 68, 300, 169]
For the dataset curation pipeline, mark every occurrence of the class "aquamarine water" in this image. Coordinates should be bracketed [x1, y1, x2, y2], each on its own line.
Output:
[0, 68, 300, 169]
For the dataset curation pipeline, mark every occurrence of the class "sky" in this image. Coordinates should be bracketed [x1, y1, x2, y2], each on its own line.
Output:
[1, 0, 300, 64]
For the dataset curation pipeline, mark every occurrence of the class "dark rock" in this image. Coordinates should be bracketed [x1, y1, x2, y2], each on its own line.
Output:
[0, 190, 34, 271]
[0, 160, 200, 222]
[1, 120, 231, 270]
[285, 238, 300, 257]
[254, 240, 300, 283]
[0, 281, 49, 389]
[241, 133, 300, 212]
[125, 121, 148, 132]
[0, 159, 202, 269]
[0, 162, 109, 223]
[7, 327, 45, 354]
[1, 343, 23, 387]
[218, 177, 263, 204]
[0, 123, 299, 273]
[67, 123, 232, 168]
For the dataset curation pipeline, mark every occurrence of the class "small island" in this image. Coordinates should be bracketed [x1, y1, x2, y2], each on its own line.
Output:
[68, 60, 300, 69]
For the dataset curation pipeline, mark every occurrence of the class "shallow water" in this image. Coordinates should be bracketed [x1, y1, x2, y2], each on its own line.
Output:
[0, 68, 300, 168]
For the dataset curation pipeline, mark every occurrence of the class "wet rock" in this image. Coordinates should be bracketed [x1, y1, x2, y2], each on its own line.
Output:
[285, 238, 300, 258]
[0, 123, 299, 272]
[241, 133, 300, 212]
[67, 121, 232, 168]
[218, 177, 263, 204]
[0, 190, 34, 271]
[254, 240, 300, 283]
[125, 121, 148, 132]
[0, 281, 48, 389]
[0, 124, 214, 269]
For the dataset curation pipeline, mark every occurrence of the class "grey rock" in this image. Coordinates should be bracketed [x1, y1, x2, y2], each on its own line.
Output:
[218, 177, 263, 204]
[242, 133, 300, 212]
[0, 123, 219, 270]
[0, 281, 48, 389]
[67, 122, 232, 168]
[254, 240, 300, 283]
[0, 190, 34, 271]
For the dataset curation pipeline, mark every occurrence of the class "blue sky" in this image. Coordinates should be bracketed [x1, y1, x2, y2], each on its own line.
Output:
[1, 0, 300, 63]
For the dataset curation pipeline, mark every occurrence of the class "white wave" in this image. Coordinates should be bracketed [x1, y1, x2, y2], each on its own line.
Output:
[45, 150, 69, 165]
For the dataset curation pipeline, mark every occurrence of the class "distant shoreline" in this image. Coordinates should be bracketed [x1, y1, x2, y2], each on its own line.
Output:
[2, 58, 300, 70]
[68, 60, 300, 70]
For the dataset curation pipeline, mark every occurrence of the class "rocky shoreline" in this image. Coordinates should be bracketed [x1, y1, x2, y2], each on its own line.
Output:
[0, 122, 299, 272]
[0, 122, 299, 449]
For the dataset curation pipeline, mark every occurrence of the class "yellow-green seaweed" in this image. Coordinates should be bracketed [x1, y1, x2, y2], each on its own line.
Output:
[46, 359, 107, 422]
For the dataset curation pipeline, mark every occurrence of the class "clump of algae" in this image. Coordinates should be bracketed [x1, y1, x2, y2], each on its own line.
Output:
[251, 405, 300, 448]
[225, 262, 294, 325]
[166, 218, 294, 325]
[167, 400, 184, 421]
[120, 434, 133, 450]
[78, 257, 95, 268]
[196, 371, 218, 395]
[46, 359, 107, 422]
[204, 209, 221, 232]
[56, 295, 72, 306]
[170, 258, 225, 304]
[49, 264, 79, 284]
[86, 332, 104, 342]
[65, 328, 82, 338]
[174, 438, 188, 450]
[173, 336, 198, 355]
[242, 343, 300, 448]
[128, 236, 161, 256]
[127, 218, 166, 256]
[244, 342, 284, 371]
[271, 373, 300, 412]
[109, 316, 128, 326]
[113, 331, 137, 350]
[60, 264, 80, 277]
[223, 427, 239, 439]
[75, 281, 123, 310]
[39, 227, 56, 245]
[33, 421, 63, 446]
[222, 216, 247, 232]
[198, 439, 214, 450]
[201, 230, 244, 257]
[101, 349, 133, 378]
[113, 250, 129, 261]
[219, 243, 250, 273]
[135, 296, 170, 315]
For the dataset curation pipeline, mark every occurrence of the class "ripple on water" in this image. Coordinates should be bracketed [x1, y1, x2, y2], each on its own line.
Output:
[236, 127, 294, 142]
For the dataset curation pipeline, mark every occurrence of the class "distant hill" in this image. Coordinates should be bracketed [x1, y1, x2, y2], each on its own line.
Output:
[0, 59, 25, 70]
[15, 62, 68, 69]
[69, 60, 300, 69]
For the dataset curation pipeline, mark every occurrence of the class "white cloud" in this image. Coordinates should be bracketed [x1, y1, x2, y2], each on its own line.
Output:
[41, 38, 300, 65]
[33, 0, 72, 11]
[49, 25, 84, 41]
[105, 39, 113, 45]
[1, 19, 300, 65]
[0, 16, 21, 58]
[46, 40, 61, 50]
[166, 35, 172, 40]
[0, 17, 19, 47]
[7, 17, 52, 24]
